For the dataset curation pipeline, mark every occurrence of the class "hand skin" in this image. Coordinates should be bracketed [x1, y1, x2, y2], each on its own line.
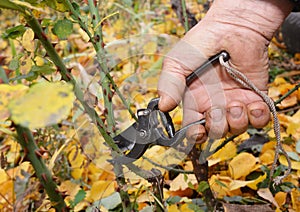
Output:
[158, 0, 294, 142]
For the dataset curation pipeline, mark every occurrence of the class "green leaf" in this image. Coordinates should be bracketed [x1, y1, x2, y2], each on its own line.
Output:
[9, 81, 75, 129]
[8, 58, 19, 71]
[70, 189, 86, 208]
[0, 66, 9, 83]
[93, 192, 122, 210]
[0, 0, 25, 12]
[287, 151, 300, 162]
[166, 196, 181, 205]
[2, 25, 26, 39]
[52, 19, 73, 40]
[31, 65, 56, 75]
[197, 181, 210, 193]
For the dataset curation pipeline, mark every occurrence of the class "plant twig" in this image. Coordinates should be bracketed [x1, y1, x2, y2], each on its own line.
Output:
[24, 13, 120, 153]
[275, 82, 300, 105]
[147, 169, 164, 212]
[143, 156, 193, 174]
[87, 0, 116, 135]
[15, 125, 67, 211]
[181, 0, 189, 32]
[64, 0, 137, 121]
[189, 145, 216, 211]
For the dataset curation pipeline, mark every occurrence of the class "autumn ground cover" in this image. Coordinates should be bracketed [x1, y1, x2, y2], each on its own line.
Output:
[0, 0, 299, 211]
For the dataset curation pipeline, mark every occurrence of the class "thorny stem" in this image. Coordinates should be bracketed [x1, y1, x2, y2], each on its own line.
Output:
[189, 146, 216, 211]
[15, 126, 67, 211]
[64, 0, 137, 121]
[87, 0, 116, 135]
[181, 0, 189, 32]
[24, 13, 120, 153]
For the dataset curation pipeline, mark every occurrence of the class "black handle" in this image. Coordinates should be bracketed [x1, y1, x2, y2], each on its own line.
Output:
[186, 51, 230, 86]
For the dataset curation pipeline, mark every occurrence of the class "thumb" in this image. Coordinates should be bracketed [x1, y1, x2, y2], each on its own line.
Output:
[157, 40, 210, 112]
[157, 59, 186, 112]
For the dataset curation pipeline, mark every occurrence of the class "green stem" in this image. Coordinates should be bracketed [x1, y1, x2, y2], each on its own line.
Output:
[88, 0, 115, 135]
[275, 82, 300, 105]
[181, 0, 189, 32]
[63, 0, 137, 121]
[24, 14, 120, 153]
[8, 39, 21, 84]
[15, 125, 67, 211]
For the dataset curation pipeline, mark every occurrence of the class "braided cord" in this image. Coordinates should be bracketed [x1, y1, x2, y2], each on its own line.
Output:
[219, 56, 291, 185]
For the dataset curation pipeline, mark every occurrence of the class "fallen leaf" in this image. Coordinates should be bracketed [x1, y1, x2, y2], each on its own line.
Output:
[208, 141, 237, 166]
[68, 148, 85, 180]
[9, 81, 75, 129]
[291, 188, 300, 211]
[86, 180, 115, 202]
[275, 191, 287, 208]
[209, 175, 242, 198]
[0, 169, 8, 184]
[169, 174, 197, 191]
[259, 149, 275, 165]
[228, 152, 257, 179]
[257, 188, 279, 208]
[279, 155, 300, 170]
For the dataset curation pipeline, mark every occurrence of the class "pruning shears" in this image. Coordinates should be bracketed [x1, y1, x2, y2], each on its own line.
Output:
[113, 51, 230, 164]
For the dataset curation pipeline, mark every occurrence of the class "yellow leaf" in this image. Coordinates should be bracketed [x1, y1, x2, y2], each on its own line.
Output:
[259, 149, 275, 165]
[68, 148, 85, 180]
[86, 180, 115, 202]
[279, 155, 300, 170]
[180, 203, 194, 212]
[246, 172, 267, 190]
[273, 77, 287, 86]
[35, 56, 44, 66]
[228, 152, 256, 179]
[0, 84, 28, 121]
[261, 141, 276, 154]
[22, 28, 35, 52]
[275, 191, 287, 208]
[208, 141, 237, 166]
[258, 188, 279, 208]
[291, 188, 300, 211]
[0, 180, 15, 206]
[167, 204, 180, 212]
[59, 180, 80, 198]
[9, 82, 75, 129]
[228, 173, 266, 191]
[0, 169, 8, 185]
[229, 180, 251, 191]
[169, 174, 197, 191]
[6, 162, 31, 179]
[209, 175, 242, 198]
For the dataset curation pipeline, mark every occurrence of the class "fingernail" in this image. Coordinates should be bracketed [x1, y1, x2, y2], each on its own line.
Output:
[209, 108, 223, 122]
[229, 106, 243, 119]
[190, 133, 204, 141]
[250, 109, 263, 118]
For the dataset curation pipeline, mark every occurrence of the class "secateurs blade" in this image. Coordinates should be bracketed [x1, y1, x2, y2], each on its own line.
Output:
[113, 51, 230, 164]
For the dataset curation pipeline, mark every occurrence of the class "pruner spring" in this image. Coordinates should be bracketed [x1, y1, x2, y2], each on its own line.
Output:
[112, 51, 230, 164]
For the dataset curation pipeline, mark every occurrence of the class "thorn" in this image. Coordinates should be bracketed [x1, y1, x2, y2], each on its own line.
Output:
[22, 132, 29, 144]
[41, 173, 48, 182]
[35, 149, 43, 158]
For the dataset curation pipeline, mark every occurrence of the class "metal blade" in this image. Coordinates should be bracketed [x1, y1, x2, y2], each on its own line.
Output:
[113, 123, 137, 151]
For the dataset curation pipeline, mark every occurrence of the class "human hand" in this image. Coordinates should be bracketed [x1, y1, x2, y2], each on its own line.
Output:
[158, 0, 293, 142]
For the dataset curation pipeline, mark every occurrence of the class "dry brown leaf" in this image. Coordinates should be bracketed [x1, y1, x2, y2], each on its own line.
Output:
[257, 188, 279, 208]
